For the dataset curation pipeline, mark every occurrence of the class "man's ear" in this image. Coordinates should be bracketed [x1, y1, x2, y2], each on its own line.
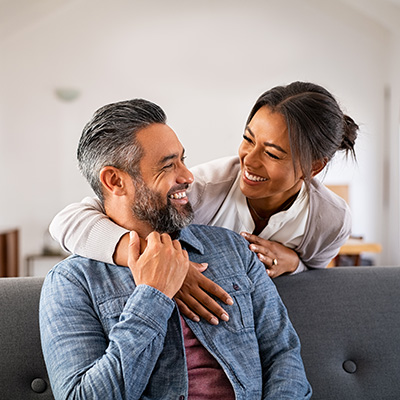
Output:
[311, 158, 328, 178]
[100, 166, 130, 197]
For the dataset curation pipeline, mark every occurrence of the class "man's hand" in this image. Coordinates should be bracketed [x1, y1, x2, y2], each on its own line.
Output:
[128, 231, 189, 299]
[175, 262, 233, 325]
[240, 232, 300, 278]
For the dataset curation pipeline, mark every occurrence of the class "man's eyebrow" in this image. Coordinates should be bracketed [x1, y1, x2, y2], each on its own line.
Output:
[158, 148, 186, 166]
[245, 126, 287, 154]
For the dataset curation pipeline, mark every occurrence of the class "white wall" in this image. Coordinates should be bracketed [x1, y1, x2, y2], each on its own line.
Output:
[0, 0, 399, 273]
[385, 34, 400, 264]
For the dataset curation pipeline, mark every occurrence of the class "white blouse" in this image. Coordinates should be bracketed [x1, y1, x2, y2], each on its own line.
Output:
[209, 170, 309, 251]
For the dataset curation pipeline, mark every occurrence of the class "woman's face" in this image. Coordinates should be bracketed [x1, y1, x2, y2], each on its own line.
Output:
[238, 106, 303, 203]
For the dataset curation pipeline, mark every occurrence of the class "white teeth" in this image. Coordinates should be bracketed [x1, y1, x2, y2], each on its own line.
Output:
[244, 170, 267, 182]
[169, 191, 187, 199]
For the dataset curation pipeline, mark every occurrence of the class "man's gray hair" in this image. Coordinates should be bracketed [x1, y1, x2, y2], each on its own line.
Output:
[77, 99, 167, 201]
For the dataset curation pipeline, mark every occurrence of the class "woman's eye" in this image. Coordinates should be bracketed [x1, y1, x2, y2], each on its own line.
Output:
[242, 135, 253, 144]
[266, 151, 280, 160]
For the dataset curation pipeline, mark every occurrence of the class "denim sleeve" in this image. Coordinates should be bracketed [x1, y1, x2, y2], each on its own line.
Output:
[39, 270, 175, 400]
[246, 252, 312, 399]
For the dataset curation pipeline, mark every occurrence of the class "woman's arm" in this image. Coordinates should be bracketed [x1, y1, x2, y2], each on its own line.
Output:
[49, 197, 129, 264]
[49, 157, 239, 263]
[297, 180, 353, 269]
[49, 197, 233, 324]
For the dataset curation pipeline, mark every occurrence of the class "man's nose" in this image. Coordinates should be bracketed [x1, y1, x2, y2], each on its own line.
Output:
[177, 164, 194, 184]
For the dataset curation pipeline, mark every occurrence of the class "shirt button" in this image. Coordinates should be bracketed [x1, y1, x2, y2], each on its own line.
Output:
[179, 396, 185, 400]
[233, 283, 240, 290]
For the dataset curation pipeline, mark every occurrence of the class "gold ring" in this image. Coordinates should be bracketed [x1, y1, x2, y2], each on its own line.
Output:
[272, 258, 278, 266]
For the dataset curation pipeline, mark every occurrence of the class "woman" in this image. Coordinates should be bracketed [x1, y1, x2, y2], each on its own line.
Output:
[50, 81, 358, 321]
[188, 81, 357, 276]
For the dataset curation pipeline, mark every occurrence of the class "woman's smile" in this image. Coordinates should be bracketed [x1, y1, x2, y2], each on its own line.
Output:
[243, 169, 268, 183]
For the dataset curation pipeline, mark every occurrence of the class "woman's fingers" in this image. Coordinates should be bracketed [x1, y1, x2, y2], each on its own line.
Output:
[240, 231, 262, 245]
[241, 231, 300, 278]
[175, 290, 226, 325]
[175, 297, 200, 322]
[174, 261, 233, 324]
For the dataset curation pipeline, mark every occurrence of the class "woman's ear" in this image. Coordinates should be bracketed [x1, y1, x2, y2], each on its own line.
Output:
[100, 166, 129, 196]
[311, 158, 328, 177]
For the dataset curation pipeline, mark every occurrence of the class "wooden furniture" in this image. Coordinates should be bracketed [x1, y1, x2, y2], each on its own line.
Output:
[325, 184, 382, 267]
[329, 237, 382, 267]
[325, 184, 349, 204]
[0, 228, 19, 277]
[26, 254, 66, 277]
[339, 237, 382, 256]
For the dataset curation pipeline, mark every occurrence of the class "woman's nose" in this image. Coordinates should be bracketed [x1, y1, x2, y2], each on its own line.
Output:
[244, 145, 261, 168]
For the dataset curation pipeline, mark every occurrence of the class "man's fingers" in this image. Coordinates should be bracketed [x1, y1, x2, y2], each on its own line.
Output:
[128, 231, 141, 267]
[160, 232, 173, 244]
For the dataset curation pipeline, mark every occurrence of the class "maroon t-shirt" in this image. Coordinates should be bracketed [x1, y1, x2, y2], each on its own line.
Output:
[181, 317, 235, 399]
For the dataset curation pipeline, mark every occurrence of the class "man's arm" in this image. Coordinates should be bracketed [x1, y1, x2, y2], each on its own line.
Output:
[40, 271, 175, 399]
[40, 232, 188, 399]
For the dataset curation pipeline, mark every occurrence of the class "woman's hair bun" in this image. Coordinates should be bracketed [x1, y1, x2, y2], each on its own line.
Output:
[340, 115, 358, 158]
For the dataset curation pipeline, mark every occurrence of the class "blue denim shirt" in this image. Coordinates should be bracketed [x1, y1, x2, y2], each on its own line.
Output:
[40, 224, 311, 399]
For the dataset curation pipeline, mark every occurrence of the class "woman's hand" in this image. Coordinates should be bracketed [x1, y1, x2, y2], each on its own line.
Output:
[174, 261, 234, 325]
[240, 232, 300, 278]
[121, 230, 233, 324]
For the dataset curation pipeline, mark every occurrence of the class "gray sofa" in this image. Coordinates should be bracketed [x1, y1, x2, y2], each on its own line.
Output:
[1, 266, 400, 399]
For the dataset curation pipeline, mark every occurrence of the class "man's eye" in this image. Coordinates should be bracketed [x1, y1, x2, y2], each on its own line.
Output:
[181, 156, 187, 163]
[163, 163, 174, 170]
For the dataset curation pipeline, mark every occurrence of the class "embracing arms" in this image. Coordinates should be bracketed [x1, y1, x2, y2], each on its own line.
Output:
[49, 197, 232, 324]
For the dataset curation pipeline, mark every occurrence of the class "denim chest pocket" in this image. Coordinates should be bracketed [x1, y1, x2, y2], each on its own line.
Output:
[213, 274, 255, 332]
[97, 293, 131, 333]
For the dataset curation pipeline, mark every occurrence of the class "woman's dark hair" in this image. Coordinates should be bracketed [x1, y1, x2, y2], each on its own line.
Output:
[246, 81, 358, 185]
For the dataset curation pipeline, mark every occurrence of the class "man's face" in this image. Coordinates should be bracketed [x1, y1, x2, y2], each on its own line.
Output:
[130, 123, 195, 235]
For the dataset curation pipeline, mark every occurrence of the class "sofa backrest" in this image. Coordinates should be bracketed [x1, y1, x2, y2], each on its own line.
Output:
[0, 277, 53, 399]
[1, 267, 400, 399]
[275, 266, 400, 400]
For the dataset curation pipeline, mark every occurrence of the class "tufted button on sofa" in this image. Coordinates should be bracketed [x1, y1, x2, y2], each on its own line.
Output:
[1, 266, 400, 399]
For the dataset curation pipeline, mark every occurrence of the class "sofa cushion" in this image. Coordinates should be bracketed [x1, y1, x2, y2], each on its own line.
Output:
[2, 267, 400, 400]
[275, 266, 400, 400]
[0, 277, 53, 399]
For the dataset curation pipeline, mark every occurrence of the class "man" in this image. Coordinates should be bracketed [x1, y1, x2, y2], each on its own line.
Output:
[39, 98, 311, 399]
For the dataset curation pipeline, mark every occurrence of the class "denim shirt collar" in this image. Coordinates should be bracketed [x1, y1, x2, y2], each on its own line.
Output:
[176, 226, 206, 255]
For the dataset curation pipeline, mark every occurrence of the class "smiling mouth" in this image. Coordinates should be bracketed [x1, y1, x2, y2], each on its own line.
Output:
[169, 190, 187, 200]
[244, 169, 268, 182]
